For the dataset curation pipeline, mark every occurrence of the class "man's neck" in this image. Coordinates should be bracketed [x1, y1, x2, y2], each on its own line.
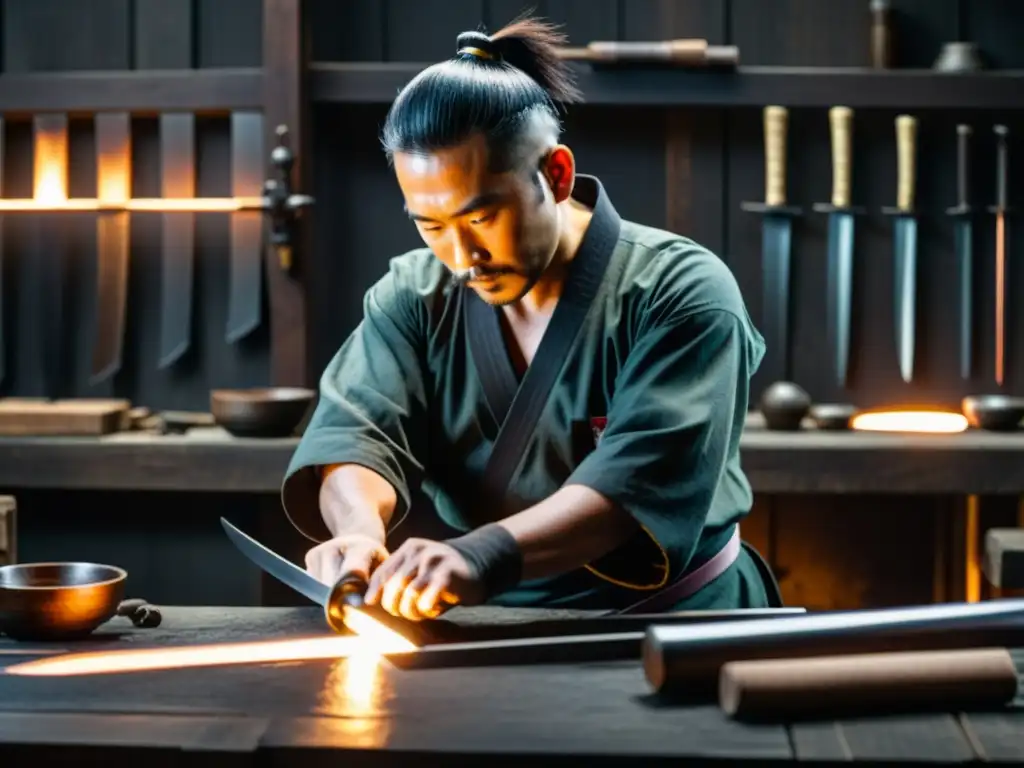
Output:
[506, 198, 594, 321]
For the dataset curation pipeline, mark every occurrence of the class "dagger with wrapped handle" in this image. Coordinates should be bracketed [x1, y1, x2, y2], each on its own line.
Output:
[742, 105, 801, 383]
[947, 124, 974, 380]
[882, 115, 919, 383]
[990, 125, 1010, 386]
[813, 106, 862, 388]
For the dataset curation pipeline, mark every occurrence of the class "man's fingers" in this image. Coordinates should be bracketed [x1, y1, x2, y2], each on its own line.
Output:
[415, 568, 455, 619]
[380, 556, 421, 616]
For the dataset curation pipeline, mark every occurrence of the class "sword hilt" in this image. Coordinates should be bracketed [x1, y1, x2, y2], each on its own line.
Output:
[896, 115, 917, 213]
[994, 124, 1009, 213]
[764, 106, 788, 207]
[947, 124, 973, 217]
[829, 106, 853, 209]
[325, 572, 369, 631]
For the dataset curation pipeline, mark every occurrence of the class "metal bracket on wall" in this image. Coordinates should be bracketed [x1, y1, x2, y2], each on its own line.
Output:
[0, 495, 16, 566]
[262, 124, 314, 274]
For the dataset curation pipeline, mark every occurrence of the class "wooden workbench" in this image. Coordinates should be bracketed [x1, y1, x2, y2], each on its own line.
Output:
[2, 415, 1024, 495]
[0, 606, 1021, 765]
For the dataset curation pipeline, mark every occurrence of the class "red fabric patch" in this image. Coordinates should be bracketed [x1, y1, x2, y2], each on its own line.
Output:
[590, 417, 608, 445]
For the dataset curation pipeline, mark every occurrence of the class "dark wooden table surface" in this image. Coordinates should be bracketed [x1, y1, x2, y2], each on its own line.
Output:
[2, 414, 1024, 495]
[0, 606, 1022, 766]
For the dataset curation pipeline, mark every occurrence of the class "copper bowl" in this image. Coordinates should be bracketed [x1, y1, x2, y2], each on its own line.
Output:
[0, 562, 127, 641]
[211, 387, 315, 438]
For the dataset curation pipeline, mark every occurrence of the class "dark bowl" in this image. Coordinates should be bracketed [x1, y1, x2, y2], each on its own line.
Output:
[0, 562, 127, 641]
[809, 403, 858, 431]
[961, 394, 1024, 431]
[211, 387, 315, 438]
[759, 381, 812, 431]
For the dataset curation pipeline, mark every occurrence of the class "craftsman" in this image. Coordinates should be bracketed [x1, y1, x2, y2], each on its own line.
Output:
[282, 17, 776, 621]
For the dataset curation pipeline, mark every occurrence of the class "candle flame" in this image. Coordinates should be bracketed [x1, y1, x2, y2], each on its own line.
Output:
[851, 409, 969, 434]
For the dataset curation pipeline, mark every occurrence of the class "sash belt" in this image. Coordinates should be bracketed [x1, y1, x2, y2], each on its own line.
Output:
[617, 526, 741, 614]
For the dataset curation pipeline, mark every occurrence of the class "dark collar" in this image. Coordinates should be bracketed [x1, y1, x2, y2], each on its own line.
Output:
[563, 174, 622, 296]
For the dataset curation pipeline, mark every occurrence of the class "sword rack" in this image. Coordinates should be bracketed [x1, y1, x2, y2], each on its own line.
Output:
[0, 109, 313, 392]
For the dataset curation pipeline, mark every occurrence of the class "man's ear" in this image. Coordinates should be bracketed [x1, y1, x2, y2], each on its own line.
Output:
[540, 145, 575, 203]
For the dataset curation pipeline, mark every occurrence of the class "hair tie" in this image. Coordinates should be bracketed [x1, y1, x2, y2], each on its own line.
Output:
[458, 45, 496, 61]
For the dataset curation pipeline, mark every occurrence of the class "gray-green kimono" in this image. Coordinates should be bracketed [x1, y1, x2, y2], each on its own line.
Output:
[282, 175, 771, 611]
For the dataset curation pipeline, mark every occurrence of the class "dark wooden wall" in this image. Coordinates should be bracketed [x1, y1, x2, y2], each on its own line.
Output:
[4, 0, 1024, 610]
[0, 0, 267, 410]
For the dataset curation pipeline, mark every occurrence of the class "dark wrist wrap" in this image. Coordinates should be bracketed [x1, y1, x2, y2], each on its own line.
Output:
[445, 523, 523, 600]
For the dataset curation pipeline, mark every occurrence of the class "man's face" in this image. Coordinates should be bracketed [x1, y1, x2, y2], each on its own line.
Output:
[393, 134, 562, 306]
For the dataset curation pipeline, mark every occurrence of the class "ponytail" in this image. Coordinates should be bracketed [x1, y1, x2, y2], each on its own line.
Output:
[380, 15, 583, 170]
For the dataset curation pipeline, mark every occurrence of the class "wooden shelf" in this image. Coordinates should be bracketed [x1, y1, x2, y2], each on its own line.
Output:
[310, 62, 1024, 109]
[2, 421, 1024, 495]
[0, 68, 264, 114]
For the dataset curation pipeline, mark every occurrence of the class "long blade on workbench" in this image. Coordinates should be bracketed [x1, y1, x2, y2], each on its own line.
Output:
[157, 113, 197, 369]
[220, 517, 329, 606]
[91, 112, 132, 384]
[33, 114, 69, 399]
[225, 112, 265, 344]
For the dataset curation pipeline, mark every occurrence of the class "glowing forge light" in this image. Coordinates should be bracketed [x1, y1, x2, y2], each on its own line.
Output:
[33, 114, 69, 205]
[4, 625, 417, 678]
[850, 408, 969, 434]
[15, 112, 265, 213]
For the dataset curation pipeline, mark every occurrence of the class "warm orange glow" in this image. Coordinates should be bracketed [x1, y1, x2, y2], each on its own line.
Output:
[33, 114, 69, 204]
[341, 605, 417, 651]
[3, 631, 416, 678]
[0, 196, 264, 213]
[850, 409, 969, 434]
[96, 114, 131, 204]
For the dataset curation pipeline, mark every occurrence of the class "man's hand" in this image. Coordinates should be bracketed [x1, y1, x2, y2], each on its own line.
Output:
[304, 533, 389, 586]
[364, 538, 486, 621]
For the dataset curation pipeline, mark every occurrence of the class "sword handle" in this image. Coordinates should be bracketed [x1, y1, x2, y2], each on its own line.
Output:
[764, 106, 788, 207]
[896, 115, 917, 212]
[956, 124, 971, 210]
[829, 106, 853, 208]
[994, 124, 1008, 212]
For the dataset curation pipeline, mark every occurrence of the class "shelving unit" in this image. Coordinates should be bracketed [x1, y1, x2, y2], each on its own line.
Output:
[310, 62, 1024, 109]
[0, 69, 263, 113]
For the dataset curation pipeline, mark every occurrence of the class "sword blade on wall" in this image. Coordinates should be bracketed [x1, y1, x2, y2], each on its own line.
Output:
[225, 111, 265, 344]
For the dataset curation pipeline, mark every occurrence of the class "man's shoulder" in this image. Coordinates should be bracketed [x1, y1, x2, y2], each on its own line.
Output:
[615, 220, 747, 319]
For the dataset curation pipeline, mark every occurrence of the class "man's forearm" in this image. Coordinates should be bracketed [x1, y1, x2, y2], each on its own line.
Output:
[319, 464, 398, 543]
[496, 484, 638, 581]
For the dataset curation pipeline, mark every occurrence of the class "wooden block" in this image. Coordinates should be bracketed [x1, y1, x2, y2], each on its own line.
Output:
[983, 528, 1024, 589]
[0, 399, 130, 436]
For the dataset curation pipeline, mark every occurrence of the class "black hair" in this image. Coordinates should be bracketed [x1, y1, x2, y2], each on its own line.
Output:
[379, 15, 584, 173]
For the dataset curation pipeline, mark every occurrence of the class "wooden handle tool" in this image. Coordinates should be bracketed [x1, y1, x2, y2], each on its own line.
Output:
[896, 114, 917, 212]
[719, 647, 1019, 721]
[764, 106, 789, 207]
[830, 106, 853, 208]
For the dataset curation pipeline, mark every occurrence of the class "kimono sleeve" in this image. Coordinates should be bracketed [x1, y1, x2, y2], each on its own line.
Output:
[565, 306, 755, 589]
[281, 269, 431, 542]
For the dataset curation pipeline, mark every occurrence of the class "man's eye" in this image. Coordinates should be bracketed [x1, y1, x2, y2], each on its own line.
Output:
[471, 212, 495, 225]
